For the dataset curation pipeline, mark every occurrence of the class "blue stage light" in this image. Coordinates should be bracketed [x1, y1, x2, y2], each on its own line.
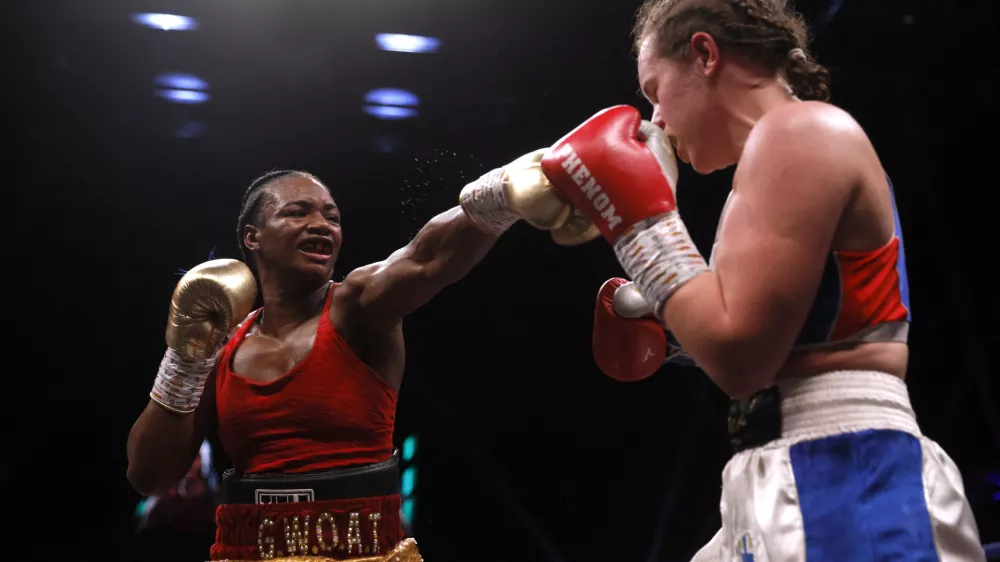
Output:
[401, 467, 417, 496]
[132, 13, 198, 31]
[402, 435, 418, 462]
[363, 105, 417, 120]
[365, 88, 419, 107]
[157, 89, 210, 104]
[376, 33, 440, 54]
[401, 498, 415, 525]
[155, 73, 208, 91]
[176, 121, 207, 139]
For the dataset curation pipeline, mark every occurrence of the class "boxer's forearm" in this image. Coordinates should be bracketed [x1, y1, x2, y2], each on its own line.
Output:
[661, 273, 795, 399]
[127, 396, 212, 496]
[407, 206, 499, 285]
[347, 206, 498, 327]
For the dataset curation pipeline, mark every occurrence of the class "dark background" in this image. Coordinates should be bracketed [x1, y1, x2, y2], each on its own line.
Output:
[18, 0, 999, 560]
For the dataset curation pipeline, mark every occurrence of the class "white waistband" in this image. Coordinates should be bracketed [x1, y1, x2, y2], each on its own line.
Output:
[775, 370, 920, 443]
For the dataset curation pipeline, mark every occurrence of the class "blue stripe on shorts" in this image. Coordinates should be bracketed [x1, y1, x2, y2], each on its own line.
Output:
[790, 429, 939, 561]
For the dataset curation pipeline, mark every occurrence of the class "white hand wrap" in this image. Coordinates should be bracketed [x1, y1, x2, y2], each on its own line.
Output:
[613, 212, 709, 318]
[459, 167, 519, 236]
[150, 347, 216, 414]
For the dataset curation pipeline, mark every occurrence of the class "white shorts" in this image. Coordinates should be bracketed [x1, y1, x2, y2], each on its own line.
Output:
[691, 370, 985, 562]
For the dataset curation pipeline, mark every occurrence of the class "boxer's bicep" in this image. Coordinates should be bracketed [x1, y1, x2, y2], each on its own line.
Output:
[665, 109, 858, 396]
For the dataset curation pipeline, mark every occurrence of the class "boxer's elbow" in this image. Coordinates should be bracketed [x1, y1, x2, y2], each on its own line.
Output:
[126, 465, 156, 496]
[709, 367, 770, 400]
[127, 461, 175, 497]
[126, 418, 187, 497]
[702, 358, 773, 400]
[695, 326, 786, 400]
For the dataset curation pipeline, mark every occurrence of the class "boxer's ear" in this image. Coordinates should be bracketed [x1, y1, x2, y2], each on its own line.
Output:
[243, 225, 260, 252]
[689, 31, 720, 77]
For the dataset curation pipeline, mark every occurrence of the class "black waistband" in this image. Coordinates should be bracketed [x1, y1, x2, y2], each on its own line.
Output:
[221, 449, 401, 504]
[727, 387, 782, 453]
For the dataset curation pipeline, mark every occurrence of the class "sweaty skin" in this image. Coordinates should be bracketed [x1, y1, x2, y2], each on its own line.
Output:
[637, 38, 907, 399]
[128, 175, 497, 495]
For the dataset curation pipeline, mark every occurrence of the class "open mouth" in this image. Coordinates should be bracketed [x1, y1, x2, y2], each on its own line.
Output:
[297, 237, 334, 260]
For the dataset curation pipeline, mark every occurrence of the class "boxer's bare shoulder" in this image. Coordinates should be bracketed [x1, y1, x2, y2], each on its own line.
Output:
[741, 101, 868, 182]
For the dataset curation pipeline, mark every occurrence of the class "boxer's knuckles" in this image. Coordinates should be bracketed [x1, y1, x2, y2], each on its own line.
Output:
[593, 278, 667, 382]
[550, 207, 602, 246]
[612, 280, 655, 319]
[503, 148, 571, 230]
[166, 259, 257, 360]
[503, 148, 603, 243]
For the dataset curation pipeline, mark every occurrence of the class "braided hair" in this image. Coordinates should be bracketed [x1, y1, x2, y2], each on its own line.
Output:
[633, 0, 831, 101]
[236, 170, 323, 265]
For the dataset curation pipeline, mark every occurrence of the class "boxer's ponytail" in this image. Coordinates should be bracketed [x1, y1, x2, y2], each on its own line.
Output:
[785, 47, 830, 102]
[633, 0, 831, 101]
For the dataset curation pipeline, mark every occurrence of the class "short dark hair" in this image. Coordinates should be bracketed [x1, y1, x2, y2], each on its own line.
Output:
[236, 170, 324, 264]
[634, 0, 831, 101]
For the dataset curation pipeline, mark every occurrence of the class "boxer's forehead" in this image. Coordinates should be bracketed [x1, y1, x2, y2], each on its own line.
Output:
[636, 37, 659, 97]
[637, 37, 656, 75]
[270, 174, 337, 209]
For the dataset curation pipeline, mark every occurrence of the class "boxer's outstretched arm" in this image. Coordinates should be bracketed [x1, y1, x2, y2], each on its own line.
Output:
[338, 206, 498, 330]
[660, 105, 861, 398]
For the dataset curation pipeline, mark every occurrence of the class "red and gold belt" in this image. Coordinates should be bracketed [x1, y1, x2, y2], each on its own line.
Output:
[210, 495, 413, 561]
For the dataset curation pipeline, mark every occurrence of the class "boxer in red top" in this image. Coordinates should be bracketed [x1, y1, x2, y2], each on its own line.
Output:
[537, 1, 986, 560]
[126, 153, 592, 561]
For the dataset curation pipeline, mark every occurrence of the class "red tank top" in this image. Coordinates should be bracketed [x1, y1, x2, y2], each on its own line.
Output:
[215, 283, 397, 474]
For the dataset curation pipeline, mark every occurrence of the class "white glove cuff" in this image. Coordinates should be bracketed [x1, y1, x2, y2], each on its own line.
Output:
[612, 282, 655, 319]
[613, 212, 709, 318]
[459, 167, 519, 236]
[150, 347, 215, 414]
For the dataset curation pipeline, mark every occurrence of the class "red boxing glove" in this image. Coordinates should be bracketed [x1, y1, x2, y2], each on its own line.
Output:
[540, 105, 680, 243]
[592, 277, 666, 382]
[543, 106, 709, 315]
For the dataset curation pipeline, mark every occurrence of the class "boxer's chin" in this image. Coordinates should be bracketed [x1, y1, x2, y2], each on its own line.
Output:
[686, 151, 709, 174]
[688, 150, 729, 175]
[690, 159, 714, 175]
[290, 253, 337, 284]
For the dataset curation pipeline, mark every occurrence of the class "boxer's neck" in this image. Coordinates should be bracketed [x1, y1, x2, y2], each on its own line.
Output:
[257, 278, 328, 337]
[718, 70, 799, 159]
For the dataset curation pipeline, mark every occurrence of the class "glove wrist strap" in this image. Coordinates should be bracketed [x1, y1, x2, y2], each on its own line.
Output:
[459, 167, 519, 236]
[150, 347, 215, 414]
[613, 212, 709, 318]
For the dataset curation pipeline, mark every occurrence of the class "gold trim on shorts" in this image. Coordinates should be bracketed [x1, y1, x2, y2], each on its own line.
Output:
[217, 537, 422, 562]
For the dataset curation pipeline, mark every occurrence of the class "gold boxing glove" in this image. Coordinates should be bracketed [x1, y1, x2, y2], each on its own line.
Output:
[550, 207, 602, 246]
[459, 148, 601, 246]
[165, 259, 258, 360]
[152, 259, 257, 414]
[502, 149, 572, 230]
